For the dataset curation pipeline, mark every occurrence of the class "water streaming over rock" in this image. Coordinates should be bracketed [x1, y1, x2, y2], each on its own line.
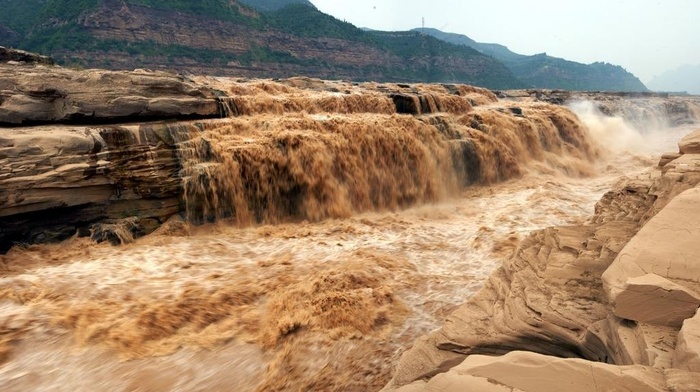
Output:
[168, 78, 600, 226]
[0, 78, 696, 391]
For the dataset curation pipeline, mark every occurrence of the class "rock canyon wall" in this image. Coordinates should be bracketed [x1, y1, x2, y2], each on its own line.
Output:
[1, 61, 603, 252]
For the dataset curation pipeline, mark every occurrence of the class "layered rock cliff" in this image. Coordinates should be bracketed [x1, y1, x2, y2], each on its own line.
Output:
[0, 57, 229, 251]
[0, 0, 523, 89]
[0, 1, 651, 91]
[0, 57, 600, 252]
[0, 62, 221, 125]
[382, 130, 700, 391]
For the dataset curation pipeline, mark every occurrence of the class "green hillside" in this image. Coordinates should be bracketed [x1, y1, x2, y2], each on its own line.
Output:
[0, 1, 649, 91]
[370, 31, 520, 87]
[267, 3, 374, 42]
[0, 0, 525, 89]
[414, 27, 648, 92]
[240, 0, 314, 12]
[507, 54, 648, 92]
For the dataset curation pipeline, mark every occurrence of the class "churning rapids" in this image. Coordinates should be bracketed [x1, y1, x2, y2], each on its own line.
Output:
[0, 78, 698, 391]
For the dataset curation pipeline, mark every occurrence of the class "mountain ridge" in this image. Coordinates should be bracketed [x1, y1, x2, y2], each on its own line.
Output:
[0, 0, 645, 91]
[239, 0, 314, 12]
[413, 27, 648, 92]
[648, 64, 700, 95]
[0, 0, 525, 89]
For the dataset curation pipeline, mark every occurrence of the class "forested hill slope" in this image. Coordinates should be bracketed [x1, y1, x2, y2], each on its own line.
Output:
[0, 0, 524, 89]
[239, 0, 315, 12]
[414, 27, 648, 92]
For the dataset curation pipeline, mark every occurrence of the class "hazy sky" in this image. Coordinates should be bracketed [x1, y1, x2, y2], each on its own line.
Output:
[310, 0, 700, 83]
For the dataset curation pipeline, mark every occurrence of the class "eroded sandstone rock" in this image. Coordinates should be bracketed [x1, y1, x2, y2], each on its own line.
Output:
[384, 188, 655, 389]
[395, 351, 700, 392]
[0, 124, 182, 252]
[674, 309, 700, 372]
[602, 187, 700, 327]
[658, 152, 682, 168]
[610, 274, 700, 327]
[679, 129, 700, 154]
[0, 64, 221, 125]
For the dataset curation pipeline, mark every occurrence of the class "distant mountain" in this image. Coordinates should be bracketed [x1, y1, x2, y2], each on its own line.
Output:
[414, 28, 522, 63]
[506, 55, 647, 92]
[647, 64, 700, 95]
[0, 0, 524, 89]
[414, 27, 648, 92]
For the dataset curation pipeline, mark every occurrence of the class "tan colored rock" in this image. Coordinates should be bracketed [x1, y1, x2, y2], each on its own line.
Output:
[679, 129, 700, 154]
[659, 152, 682, 168]
[588, 315, 678, 367]
[0, 65, 221, 125]
[610, 274, 700, 327]
[384, 191, 654, 390]
[602, 187, 700, 318]
[650, 154, 700, 220]
[0, 123, 185, 251]
[396, 351, 700, 392]
[674, 309, 700, 372]
[661, 153, 700, 181]
[396, 374, 522, 392]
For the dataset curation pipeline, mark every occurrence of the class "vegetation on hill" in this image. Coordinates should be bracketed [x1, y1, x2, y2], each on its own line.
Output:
[413, 28, 522, 63]
[267, 3, 375, 42]
[507, 54, 647, 92]
[239, 0, 314, 12]
[370, 31, 522, 87]
[415, 27, 648, 92]
[0, 0, 644, 91]
[125, 0, 261, 25]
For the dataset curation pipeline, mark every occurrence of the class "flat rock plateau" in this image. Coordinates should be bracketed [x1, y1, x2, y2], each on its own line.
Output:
[2, 50, 700, 391]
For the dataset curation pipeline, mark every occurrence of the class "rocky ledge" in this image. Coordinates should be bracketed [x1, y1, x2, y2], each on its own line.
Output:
[383, 129, 700, 391]
[2, 54, 699, 262]
[0, 58, 508, 252]
[0, 57, 231, 252]
[0, 61, 222, 126]
[501, 89, 700, 131]
[0, 46, 54, 66]
[0, 57, 495, 249]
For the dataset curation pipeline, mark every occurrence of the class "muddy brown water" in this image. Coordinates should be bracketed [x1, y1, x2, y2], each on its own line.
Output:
[0, 101, 694, 391]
